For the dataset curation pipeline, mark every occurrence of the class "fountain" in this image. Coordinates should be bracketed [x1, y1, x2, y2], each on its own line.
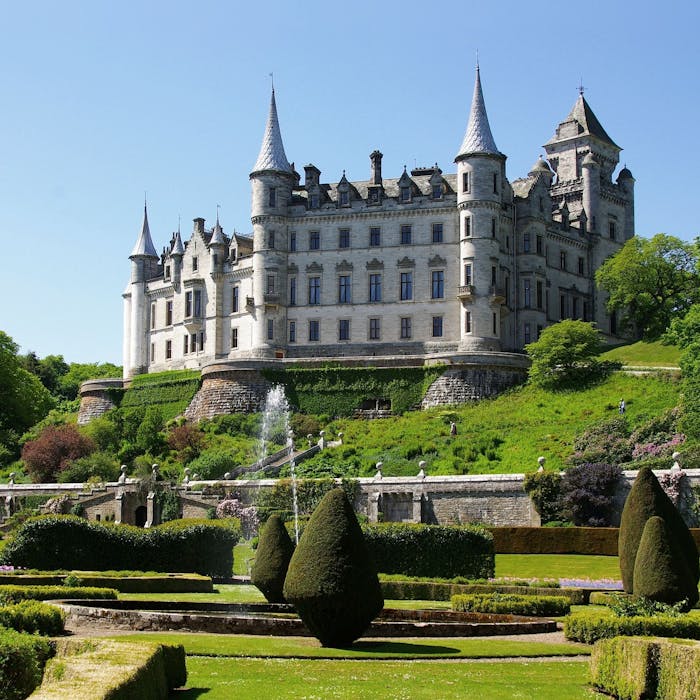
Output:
[258, 385, 299, 543]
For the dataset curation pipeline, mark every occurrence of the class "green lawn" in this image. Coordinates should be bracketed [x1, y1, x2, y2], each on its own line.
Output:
[119, 584, 265, 604]
[600, 340, 681, 367]
[233, 541, 255, 576]
[496, 554, 621, 581]
[171, 658, 600, 699]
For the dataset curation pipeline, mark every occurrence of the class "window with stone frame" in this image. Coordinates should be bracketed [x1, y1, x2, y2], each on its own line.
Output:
[267, 319, 274, 341]
[400, 224, 412, 245]
[339, 228, 350, 249]
[269, 188, 276, 207]
[400, 272, 413, 300]
[432, 316, 443, 337]
[150, 302, 156, 329]
[432, 183, 442, 199]
[464, 263, 473, 286]
[431, 270, 444, 299]
[308, 319, 320, 342]
[400, 317, 412, 339]
[370, 227, 381, 246]
[308, 277, 321, 305]
[232, 286, 239, 313]
[560, 251, 567, 271]
[288, 321, 296, 343]
[267, 274, 276, 294]
[369, 274, 382, 302]
[338, 319, 350, 341]
[165, 339, 172, 359]
[289, 230, 297, 251]
[309, 231, 320, 250]
[462, 171, 470, 193]
[465, 311, 472, 333]
[523, 232, 531, 253]
[289, 277, 297, 306]
[231, 327, 238, 349]
[338, 275, 351, 303]
[369, 317, 380, 340]
[578, 257, 585, 275]
[192, 257, 198, 272]
[166, 300, 173, 326]
[432, 222, 443, 243]
[523, 279, 531, 308]
[536, 280, 543, 309]
[536, 235, 543, 255]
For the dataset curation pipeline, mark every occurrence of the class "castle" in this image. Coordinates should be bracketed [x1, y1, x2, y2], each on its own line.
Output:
[122, 68, 634, 379]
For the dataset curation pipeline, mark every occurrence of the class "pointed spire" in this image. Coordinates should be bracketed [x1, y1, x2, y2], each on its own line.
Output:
[171, 230, 184, 256]
[130, 202, 158, 258]
[252, 88, 292, 174]
[457, 66, 500, 158]
[210, 207, 225, 246]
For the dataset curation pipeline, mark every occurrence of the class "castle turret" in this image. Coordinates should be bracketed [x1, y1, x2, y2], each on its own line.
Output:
[581, 151, 600, 232]
[455, 66, 506, 351]
[170, 229, 184, 288]
[617, 166, 635, 239]
[250, 88, 294, 355]
[124, 203, 159, 378]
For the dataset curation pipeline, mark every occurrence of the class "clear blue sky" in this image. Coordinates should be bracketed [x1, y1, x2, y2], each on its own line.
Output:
[1, 1, 697, 364]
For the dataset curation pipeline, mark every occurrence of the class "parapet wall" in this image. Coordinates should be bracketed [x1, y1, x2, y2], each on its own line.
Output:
[77, 379, 124, 425]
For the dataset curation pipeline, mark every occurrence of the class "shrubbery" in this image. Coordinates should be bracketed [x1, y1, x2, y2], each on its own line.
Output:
[490, 526, 619, 555]
[363, 523, 494, 579]
[0, 627, 53, 700]
[0, 584, 118, 604]
[0, 599, 65, 635]
[452, 593, 570, 617]
[251, 514, 294, 603]
[21, 423, 95, 482]
[1, 515, 241, 576]
[558, 462, 623, 526]
[522, 471, 562, 524]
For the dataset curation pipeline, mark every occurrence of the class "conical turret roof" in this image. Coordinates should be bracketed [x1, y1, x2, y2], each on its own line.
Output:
[546, 93, 619, 149]
[171, 230, 184, 256]
[210, 212, 226, 246]
[252, 89, 292, 174]
[457, 66, 500, 158]
[130, 204, 158, 258]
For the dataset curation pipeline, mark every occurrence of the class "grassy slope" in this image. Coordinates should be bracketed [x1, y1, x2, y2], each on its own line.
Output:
[496, 554, 620, 581]
[297, 373, 680, 476]
[600, 340, 681, 367]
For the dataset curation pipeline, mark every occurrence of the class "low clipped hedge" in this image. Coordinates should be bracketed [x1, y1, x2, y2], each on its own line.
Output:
[34, 639, 186, 699]
[363, 523, 494, 579]
[0, 627, 53, 700]
[489, 527, 619, 555]
[564, 607, 700, 644]
[0, 600, 65, 635]
[452, 593, 571, 617]
[1, 516, 240, 577]
[0, 585, 118, 605]
[591, 636, 700, 699]
[0, 572, 213, 593]
[381, 578, 586, 604]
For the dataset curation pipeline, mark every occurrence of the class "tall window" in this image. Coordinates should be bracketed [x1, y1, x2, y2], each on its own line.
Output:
[289, 278, 297, 306]
[572, 297, 579, 319]
[190, 333, 197, 352]
[150, 303, 156, 329]
[462, 172, 470, 193]
[523, 232, 531, 253]
[400, 317, 412, 339]
[231, 327, 238, 349]
[232, 286, 239, 313]
[523, 279, 531, 308]
[491, 218, 496, 237]
[310, 231, 320, 250]
[308, 319, 320, 341]
[464, 216, 471, 237]
[268, 188, 276, 207]
[432, 316, 443, 337]
[266, 274, 275, 294]
[464, 263, 473, 286]
[369, 318, 380, 340]
[560, 251, 567, 270]
[338, 275, 351, 303]
[492, 312, 497, 335]
[370, 227, 381, 246]
[150, 343, 155, 363]
[609, 220, 617, 240]
[524, 323, 531, 345]
[491, 266, 497, 286]
[560, 295, 567, 319]
[165, 340, 172, 359]
[339, 228, 350, 248]
[193, 290, 202, 317]
[268, 231, 275, 249]
[166, 300, 173, 326]
[369, 274, 382, 302]
[431, 270, 444, 299]
[338, 319, 350, 340]
[183, 335, 189, 354]
[309, 193, 319, 209]
[465, 311, 472, 333]
[578, 257, 585, 275]
[267, 319, 274, 341]
[536, 280, 543, 309]
[288, 321, 296, 343]
[192, 257, 198, 272]
[289, 231, 297, 251]
[400, 225, 412, 244]
[308, 277, 320, 305]
[185, 291, 192, 317]
[493, 173, 498, 193]
[536, 235, 543, 255]
[432, 222, 443, 243]
[400, 272, 413, 300]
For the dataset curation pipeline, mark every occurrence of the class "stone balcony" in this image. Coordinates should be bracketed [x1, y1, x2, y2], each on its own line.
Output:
[489, 286, 506, 304]
[457, 285, 475, 302]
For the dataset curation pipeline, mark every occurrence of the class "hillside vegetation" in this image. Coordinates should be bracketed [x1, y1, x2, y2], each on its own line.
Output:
[599, 340, 681, 368]
[290, 373, 682, 478]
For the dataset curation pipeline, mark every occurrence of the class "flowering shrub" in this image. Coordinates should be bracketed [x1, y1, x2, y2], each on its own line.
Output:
[559, 463, 623, 526]
[658, 468, 685, 505]
[43, 495, 72, 515]
[216, 498, 259, 537]
[632, 433, 685, 461]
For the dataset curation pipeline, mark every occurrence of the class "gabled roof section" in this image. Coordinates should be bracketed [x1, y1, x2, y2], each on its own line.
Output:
[130, 204, 158, 258]
[457, 66, 500, 158]
[252, 88, 292, 174]
[546, 93, 620, 149]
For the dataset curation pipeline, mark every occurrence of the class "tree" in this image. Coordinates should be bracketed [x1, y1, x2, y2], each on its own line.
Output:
[57, 361, 122, 400]
[558, 463, 622, 526]
[283, 488, 383, 647]
[525, 320, 605, 388]
[595, 234, 700, 340]
[21, 423, 95, 482]
[252, 514, 294, 603]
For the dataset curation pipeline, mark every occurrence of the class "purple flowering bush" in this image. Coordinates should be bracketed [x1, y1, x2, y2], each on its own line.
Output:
[216, 498, 259, 537]
[559, 463, 623, 526]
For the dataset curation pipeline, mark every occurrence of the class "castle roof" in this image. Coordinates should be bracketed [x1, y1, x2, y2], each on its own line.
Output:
[171, 230, 184, 256]
[457, 67, 500, 158]
[546, 93, 619, 149]
[130, 204, 158, 258]
[210, 216, 226, 246]
[252, 88, 292, 174]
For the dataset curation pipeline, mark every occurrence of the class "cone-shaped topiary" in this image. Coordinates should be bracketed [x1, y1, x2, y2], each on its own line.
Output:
[618, 466, 699, 593]
[251, 514, 295, 603]
[283, 488, 383, 647]
[632, 516, 698, 608]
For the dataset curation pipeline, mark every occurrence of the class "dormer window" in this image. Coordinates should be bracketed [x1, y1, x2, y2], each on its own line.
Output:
[309, 193, 319, 209]
[432, 184, 442, 199]
[339, 190, 349, 206]
[400, 186, 410, 202]
[368, 188, 380, 204]
[164, 265, 171, 280]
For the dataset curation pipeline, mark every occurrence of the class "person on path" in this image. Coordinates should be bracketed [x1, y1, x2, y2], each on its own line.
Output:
[619, 399, 626, 415]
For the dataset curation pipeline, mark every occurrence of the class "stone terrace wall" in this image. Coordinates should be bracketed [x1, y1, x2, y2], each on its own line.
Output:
[77, 379, 124, 425]
[421, 366, 526, 407]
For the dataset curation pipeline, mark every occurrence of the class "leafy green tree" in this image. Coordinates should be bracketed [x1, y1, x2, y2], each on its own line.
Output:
[135, 406, 166, 455]
[57, 361, 122, 400]
[0, 332, 54, 463]
[252, 514, 294, 603]
[525, 320, 605, 388]
[595, 234, 700, 340]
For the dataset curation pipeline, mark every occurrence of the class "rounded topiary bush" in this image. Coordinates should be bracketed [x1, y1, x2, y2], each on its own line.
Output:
[283, 488, 383, 647]
[618, 466, 699, 593]
[632, 516, 698, 609]
[251, 514, 294, 603]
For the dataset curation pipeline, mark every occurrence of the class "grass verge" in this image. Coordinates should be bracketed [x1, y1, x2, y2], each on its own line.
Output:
[495, 554, 620, 581]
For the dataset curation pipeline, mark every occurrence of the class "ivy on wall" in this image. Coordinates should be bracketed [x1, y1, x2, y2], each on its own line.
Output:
[261, 366, 446, 417]
[121, 370, 201, 422]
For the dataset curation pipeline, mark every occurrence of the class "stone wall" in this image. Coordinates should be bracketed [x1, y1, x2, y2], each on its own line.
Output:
[77, 379, 124, 425]
[184, 369, 270, 421]
[421, 365, 527, 407]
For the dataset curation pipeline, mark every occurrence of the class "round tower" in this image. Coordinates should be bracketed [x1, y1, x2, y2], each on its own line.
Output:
[249, 88, 294, 356]
[617, 166, 635, 240]
[581, 151, 600, 233]
[455, 66, 506, 352]
[125, 204, 159, 378]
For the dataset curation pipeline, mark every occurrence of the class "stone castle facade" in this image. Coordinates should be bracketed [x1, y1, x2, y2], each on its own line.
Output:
[123, 68, 634, 378]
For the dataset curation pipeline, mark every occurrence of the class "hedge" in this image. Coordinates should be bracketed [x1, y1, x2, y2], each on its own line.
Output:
[381, 579, 586, 604]
[262, 366, 446, 416]
[564, 607, 700, 644]
[33, 639, 186, 699]
[362, 523, 494, 579]
[489, 527, 620, 555]
[591, 636, 700, 700]
[0, 585, 118, 605]
[452, 593, 571, 617]
[0, 573, 213, 593]
[1, 516, 241, 577]
[0, 627, 53, 700]
[0, 600, 65, 635]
